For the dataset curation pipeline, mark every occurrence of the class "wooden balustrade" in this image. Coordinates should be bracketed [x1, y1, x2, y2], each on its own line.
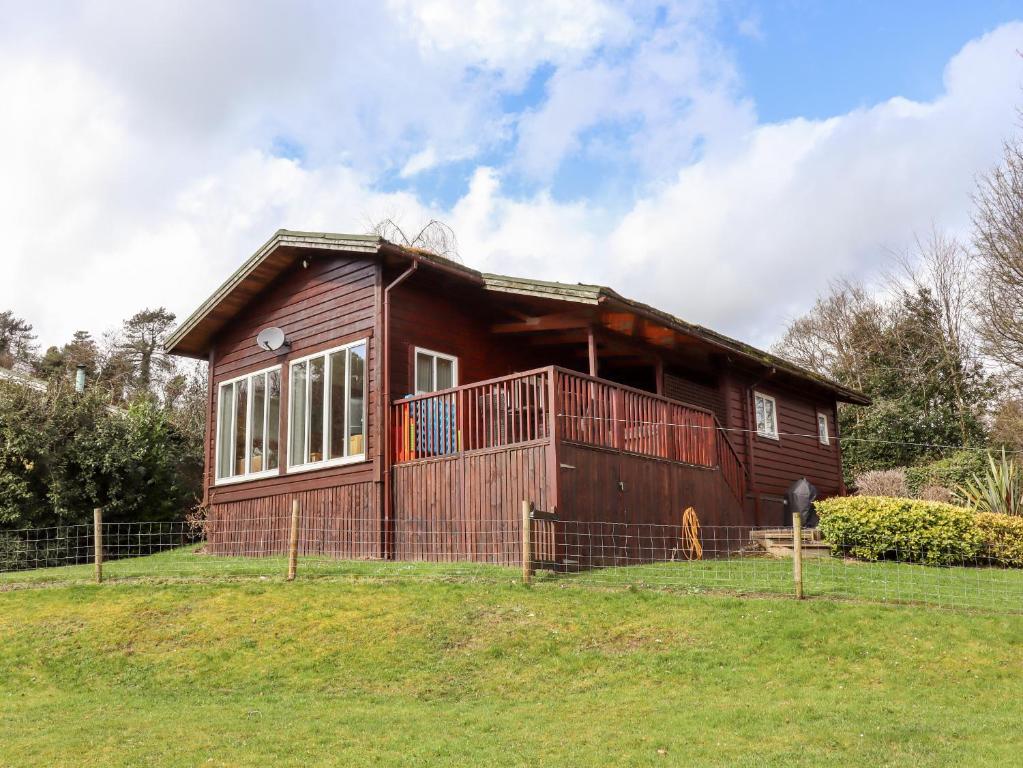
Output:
[392, 365, 748, 505]
[392, 368, 551, 462]
[555, 369, 716, 468]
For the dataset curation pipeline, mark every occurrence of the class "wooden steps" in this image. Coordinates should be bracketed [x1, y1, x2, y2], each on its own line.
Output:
[750, 528, 832, 559]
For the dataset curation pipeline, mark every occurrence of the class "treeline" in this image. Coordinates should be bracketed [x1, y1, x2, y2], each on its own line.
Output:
[0, 308, 204, 529]
[775, 133, 1023, 486]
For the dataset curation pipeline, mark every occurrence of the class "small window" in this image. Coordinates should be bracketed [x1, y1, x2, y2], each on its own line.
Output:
[215, 366, 282, 483]
[817, 412, 830, 445]
[289, 340, 368, 470]
[414, 347, 458, 394]
[754, 392, 778, 439]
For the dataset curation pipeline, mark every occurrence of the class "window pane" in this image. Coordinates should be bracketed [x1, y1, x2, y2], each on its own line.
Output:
[349, 344, 366, 456]
[234, 378, 248, 476]
[328, 351, 347, 459]
[309, 356, 325, 462]
[217, 383, 234, 478]
[290, 362, 307, 465]
[416, 352, 434, 394]
[755, 397, 765, 433]
[266, 370, 280, 470]
[249, 373, 266, 473]
[765, 399, 776, 434]
[436, 357, 454, 390]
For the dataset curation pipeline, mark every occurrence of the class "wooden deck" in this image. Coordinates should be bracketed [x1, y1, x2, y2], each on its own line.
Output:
[390, 366, 749, 565]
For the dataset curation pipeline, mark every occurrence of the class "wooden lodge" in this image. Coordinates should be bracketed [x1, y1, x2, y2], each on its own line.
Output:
[166, 230, 868, 566]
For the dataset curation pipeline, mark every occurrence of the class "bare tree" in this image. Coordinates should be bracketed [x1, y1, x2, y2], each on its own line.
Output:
[370, 218, 461, 262]
[973, 136, 1023, 383]
[773, 278, 883, 392]
[890, 230, 985, 443]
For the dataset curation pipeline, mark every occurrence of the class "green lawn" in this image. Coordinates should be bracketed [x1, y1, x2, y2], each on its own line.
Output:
[1, 563, 1022, 766]
[4, 546, 1023, 614]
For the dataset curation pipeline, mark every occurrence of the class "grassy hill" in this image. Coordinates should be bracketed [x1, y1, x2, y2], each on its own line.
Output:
[2, 571, 1022, 767]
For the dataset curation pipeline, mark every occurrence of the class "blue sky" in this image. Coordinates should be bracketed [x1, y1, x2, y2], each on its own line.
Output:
[370, 1, 1023, 212]
[1, 1, 1022, 350]
[730, 1, 1022, 121]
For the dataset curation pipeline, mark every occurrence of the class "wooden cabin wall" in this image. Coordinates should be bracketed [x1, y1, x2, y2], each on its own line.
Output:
[555, 443, 746, 566]
[719, 370, 843, 525]
[205, 250, 382, 553]
[392, 443, 554, 564]
[663, 371, 725, 422]
[387, 274, 541, 397]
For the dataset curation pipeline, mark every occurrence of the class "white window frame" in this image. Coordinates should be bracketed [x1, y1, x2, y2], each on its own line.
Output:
[413, 346, 459, 394]
[287, 339, 369, 474]
[214, 365, 282, 486]
[817, 412, 830, 446]
[754, 391, 779, 440]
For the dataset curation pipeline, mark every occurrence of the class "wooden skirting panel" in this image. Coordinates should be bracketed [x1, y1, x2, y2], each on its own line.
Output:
[556, 443, 748, 567]
[392, 443, 553, 564]
[207, 481, 381, 558]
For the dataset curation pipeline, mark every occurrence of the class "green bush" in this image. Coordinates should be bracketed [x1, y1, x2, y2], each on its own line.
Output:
[0, 380, 201, 530]
[905, 450, 987, 497]
[816, 496, 984, 566]
[975, 512, 1023, 568]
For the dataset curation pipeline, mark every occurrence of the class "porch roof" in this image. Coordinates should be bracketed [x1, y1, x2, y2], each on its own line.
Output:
[165, 229, 869, 405]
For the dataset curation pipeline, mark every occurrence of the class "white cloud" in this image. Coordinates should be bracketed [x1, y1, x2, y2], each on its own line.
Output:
[386, 0, 632, 83]
[0, 4, 1021, 359]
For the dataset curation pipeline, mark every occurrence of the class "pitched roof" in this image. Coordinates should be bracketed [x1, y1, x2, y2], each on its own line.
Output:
[166, 229, 868, 404]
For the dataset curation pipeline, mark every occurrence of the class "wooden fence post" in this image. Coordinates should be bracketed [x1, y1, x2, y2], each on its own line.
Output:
[792, 512, 803, 600]
[93, 507, 103, 584]
[522, 500, 532, 585]
[287, 498, 300, 581]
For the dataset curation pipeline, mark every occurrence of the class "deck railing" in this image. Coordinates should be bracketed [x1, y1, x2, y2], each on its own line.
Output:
[391, 366, 748, 502]
[392, 368, 551, 462]
[555, 369, 716, 467]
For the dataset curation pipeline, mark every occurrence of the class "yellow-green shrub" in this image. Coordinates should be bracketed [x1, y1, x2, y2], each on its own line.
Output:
[816, 496, 984, 566]
[975, 512, 1023, 568]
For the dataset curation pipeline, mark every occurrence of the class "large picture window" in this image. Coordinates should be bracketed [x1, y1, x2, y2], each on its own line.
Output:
[215, 366, 281, 483]
[289, 340, 367, 470]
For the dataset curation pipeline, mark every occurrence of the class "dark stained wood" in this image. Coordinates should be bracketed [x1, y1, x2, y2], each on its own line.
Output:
[392, 443, 553, 564]
[206, 482, 380, 558]
[194, 241, 849, 564]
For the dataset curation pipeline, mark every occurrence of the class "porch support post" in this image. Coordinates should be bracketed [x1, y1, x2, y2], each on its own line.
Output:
[654, 358, 664, 396]
[587, 327, 598, 377]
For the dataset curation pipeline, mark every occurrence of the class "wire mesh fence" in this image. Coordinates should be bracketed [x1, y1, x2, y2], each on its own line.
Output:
[2, 515, 1022, 615]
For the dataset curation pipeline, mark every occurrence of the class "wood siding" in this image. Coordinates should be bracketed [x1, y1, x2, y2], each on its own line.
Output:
[392, 442, 554, 563]
[720, 371, 843, 524]
[557, 443, 746, 566]
[207, 250, 381, 510]
[206, 482, 380, 558]
[664, 371, 724, 422]
[387, 273, 537, 397]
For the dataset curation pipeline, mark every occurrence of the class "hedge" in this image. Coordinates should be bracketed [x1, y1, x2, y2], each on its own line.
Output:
[816, 496, 1023, 568]
[975, 512, 1023, 568]
[816, 496, 983, 566]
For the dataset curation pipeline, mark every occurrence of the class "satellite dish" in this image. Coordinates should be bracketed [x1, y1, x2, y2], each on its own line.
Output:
[256, 327, 289, 352]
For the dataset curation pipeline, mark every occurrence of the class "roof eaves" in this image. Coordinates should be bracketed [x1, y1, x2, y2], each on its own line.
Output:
[165, 229, 384, 355]
[482, 274, 602, 305]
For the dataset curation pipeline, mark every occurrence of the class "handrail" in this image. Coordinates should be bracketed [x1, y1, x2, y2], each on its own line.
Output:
[392, 365, 555, 406]
[391, 365, 749, 505]
[392, 368, 552, 462]
[548, 366, 719, 419]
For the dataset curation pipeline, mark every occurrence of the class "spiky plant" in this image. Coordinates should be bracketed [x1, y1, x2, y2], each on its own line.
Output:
[957, 449, 1023, 516]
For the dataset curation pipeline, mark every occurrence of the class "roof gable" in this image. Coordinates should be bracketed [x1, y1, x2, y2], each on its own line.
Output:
[166, 229, 868, 404]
